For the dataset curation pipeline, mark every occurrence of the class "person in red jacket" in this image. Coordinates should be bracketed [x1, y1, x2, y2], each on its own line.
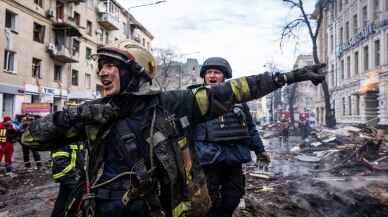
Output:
[0, 115, 16, 175]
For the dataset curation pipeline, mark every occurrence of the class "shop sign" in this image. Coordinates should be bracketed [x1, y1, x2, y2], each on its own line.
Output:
[22, 103, 51, 113]
[336, 24, 374, 57]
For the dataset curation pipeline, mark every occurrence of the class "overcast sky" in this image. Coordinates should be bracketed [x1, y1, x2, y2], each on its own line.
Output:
[117, 0, 316, 78]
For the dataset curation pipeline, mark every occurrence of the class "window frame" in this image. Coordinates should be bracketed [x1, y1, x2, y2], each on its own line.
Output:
[72, 69, 79, 86]
[32, 57, 42, 79]
[3, 49, 16, 73]
[5, 10, 17, 32]
[33, 22, 45, 43]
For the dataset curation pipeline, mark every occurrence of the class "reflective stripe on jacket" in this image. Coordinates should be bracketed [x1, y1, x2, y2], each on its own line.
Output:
[51, 144, 84, 183]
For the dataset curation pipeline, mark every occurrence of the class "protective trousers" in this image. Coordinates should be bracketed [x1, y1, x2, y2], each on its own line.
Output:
[203, 164, 245, 217]
[95, 196, 150, 217]
[50, 183, 74, 217]
[0, 142, 13, 172]
[22, 145, 41, 168]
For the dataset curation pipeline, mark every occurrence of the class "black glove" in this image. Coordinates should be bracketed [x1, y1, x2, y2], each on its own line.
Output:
[286, 63, 327, 85]
[55, 103, 118, 127]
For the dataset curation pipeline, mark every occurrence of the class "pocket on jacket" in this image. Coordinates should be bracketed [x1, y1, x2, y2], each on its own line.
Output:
[195, 142, 222, 166]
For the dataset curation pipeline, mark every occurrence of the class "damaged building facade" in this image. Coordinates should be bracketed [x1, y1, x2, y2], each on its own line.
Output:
[0, 0, 153, 118]
[316, 0, 388, 127]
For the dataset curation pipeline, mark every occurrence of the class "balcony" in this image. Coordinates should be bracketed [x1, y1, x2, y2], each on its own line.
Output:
[97, 13, 119, 31]
[48, 43, 79, 63]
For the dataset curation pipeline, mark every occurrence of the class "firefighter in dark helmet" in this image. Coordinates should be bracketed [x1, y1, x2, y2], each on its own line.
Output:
[22, 39, 326, 217]
[193, 57, 269, 217]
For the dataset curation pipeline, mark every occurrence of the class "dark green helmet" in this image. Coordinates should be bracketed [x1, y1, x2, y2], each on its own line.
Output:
[200, 57, 232, 79]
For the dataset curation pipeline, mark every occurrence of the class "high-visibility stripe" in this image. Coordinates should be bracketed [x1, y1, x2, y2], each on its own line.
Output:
[193, 87, 209, 116]
[240, 77, 251, 99]
[230, 77, 251, 102]
[0, 129, 6, 143]
[52, 148, 77, 180]
[173, 201, 191, 217]
[177, 137, 187, 150]
[51, 151, 70, 158]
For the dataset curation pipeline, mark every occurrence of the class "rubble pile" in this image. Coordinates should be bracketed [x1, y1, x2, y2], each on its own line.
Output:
[0, 168, 56, 217]
[236, 172, 388, 217]
[234, 126, 388, 217]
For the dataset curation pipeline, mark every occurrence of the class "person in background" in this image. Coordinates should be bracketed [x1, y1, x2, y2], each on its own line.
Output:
[279, 116, 289, 145]
[0, 115, 17, 176]
[20, 115, 42, 170]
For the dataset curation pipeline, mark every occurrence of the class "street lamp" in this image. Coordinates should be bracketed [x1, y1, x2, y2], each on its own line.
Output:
[128, 0, 167, 9]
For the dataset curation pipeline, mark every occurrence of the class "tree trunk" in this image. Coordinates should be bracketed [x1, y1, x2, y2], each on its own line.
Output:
[321, 80, 335, 127]
[312, 41, 336, 128]
[289, 84, 297, 129]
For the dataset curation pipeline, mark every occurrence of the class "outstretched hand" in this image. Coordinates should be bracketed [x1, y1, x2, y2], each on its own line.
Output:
[287, 63, 327, 85]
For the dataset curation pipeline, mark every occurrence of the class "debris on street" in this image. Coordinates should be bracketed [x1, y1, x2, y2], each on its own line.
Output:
[234, 125, 388, 217]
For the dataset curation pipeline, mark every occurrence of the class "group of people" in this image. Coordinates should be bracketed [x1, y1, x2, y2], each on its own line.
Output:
[278, 116, 311, 146]
[0, 114, 42, 176]
[17, 39, 326, 217]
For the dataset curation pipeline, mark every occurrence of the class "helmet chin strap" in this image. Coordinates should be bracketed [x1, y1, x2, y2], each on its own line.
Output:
[119, 62, 152, 93]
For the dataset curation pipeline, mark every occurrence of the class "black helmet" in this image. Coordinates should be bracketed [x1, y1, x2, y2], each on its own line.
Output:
[200, 57, 232, 79]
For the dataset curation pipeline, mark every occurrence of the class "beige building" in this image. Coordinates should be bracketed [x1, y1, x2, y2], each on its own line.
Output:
[292, 55, 315, 114]
[316, 0, 388, 127]
[0, 0, 153, 118]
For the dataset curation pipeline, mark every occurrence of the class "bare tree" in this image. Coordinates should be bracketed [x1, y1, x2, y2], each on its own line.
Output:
[280, 0, 335, 128]
[153, 48, 179, 91]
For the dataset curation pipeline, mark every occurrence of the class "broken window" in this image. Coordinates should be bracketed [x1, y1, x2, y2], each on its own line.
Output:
[72, 69, 79, 86]
[74, 12, 80, 26]
[87, 20, 92, 36]
[33, 22, 45, 43]
[86, 47, 92, 60]
[54, 64, 62, 81]
[72, 39, 80, 57]
[34, 0, 43, 8]
[32, 58, 42, 78]
[3, 49, 15, 72]
[85, 73, 91, 89]
[5, 10, 17, 31]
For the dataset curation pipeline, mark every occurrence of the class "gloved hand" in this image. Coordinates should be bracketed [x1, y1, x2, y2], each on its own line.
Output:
[286, 63, 327, 85]
[256, 151, 271, 164]
[56, 103, 118, 127]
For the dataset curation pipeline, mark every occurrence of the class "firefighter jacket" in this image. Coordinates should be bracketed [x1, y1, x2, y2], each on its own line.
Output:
[0, 123, 17, 144]
[194, 103, 264, 166]
[22, 73, 280, 217]
[51, 142, 85, 186]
